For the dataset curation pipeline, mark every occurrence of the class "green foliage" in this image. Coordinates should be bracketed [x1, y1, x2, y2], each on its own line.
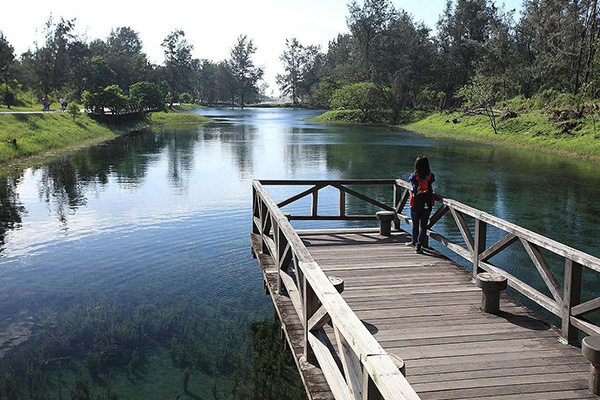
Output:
[129, 81, 165, 112]
[179, 92, 192, 103]
[67, 102, 79, 120]
[82, 85, 128, 114]
[458, 75, 501, 134]
[331, 82, 386, 121]
[227, 35, 264, 106]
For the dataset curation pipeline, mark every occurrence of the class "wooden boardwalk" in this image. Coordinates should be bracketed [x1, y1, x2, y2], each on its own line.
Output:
[251, 179, 600, 400]
[297, 228, 596, 400]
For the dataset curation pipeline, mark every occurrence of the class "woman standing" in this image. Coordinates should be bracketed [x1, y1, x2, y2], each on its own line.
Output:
[407, 156, 435, 254]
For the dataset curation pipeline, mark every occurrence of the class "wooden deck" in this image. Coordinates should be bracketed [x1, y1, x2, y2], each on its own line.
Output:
[251, 179, 600, 400]
[253, 227, 598, 400]
[296, 228, 596, 399]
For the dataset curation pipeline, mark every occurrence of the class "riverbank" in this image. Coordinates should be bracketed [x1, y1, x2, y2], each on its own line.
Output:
[0, 111, 210, 167]
[309, 109, 600, 162]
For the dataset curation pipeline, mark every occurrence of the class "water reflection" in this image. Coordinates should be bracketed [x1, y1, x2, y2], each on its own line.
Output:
[0, 107, 600, 397]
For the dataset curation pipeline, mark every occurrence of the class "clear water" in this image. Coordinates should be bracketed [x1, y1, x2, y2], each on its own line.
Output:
[1, 107, 599, 397]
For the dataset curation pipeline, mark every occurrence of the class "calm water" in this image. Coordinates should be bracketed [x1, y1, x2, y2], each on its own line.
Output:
[1, 107, 600, 397]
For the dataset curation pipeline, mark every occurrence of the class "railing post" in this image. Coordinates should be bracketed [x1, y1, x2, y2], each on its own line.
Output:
[473, 219, 487, 278]
[362, 368, 382, 400]
[303, 276, 319, 360]
[312, 190, 319, 217]
[562, 259, 582, 344]
[393, 183, 401, 230]
[339, 189, 346, 218]
[252, 186, 260, 234]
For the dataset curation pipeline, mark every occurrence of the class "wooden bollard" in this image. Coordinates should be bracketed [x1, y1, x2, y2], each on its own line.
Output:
[389, 353, 406, 377]
[582, 335, 600, 395]
[329, 276, 344, 294]
[376, 211, 396, 236]
[475, 273, 507, 314]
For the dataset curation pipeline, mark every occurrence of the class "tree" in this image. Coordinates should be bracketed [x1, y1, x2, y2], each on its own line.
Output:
[331, 82, 386, 121]
[346, 0, 396, 81]
[161, 30, 194, 102]
[277, 38, 322, 104]
[129, 81, 165, 112]
[458, 74, 501, 134]
[0, 32, 15, 108]
[227, 35, 264, 107]
[106, 27, 149, 89]
[33, 16, 77, 94]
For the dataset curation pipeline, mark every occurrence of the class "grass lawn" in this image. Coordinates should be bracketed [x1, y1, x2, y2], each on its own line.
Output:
[0, 111, 210, 166]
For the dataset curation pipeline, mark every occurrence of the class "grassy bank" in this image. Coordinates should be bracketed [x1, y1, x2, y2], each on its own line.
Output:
[309, 109, 600, 161]
[0, 111, 210, 166]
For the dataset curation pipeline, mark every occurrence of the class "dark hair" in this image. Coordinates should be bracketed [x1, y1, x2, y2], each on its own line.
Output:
[413, 156, 430, 179]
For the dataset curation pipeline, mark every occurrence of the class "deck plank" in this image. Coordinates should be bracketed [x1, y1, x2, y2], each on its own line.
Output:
[252, 228, 597, 399]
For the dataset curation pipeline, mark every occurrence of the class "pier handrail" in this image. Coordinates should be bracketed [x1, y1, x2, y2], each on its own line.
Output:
[393, 179, 600, 342]
[252, 180, 420, 400]
[252, 178, 600, 399]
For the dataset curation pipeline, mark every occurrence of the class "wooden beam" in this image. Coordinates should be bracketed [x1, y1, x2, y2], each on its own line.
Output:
[334, 325, 364, 400]
[480, 233, 518, 261]
[562, 259, 583, 343]
[279, 269, 303, 320]
[278, 184, 327, 208]
[520, 238, 563, 305]
[332, 183, 394, 212]
[308, 305, 330, 331]
[427, 204, 449, 228]
[473, 219, 487, 278]
[480, 260, 561, 316]
[570, 316, 600, 336]
[450, 208, 474, 253]
[571, 297, 600, 317]
[311, 191, 319, 217]
[290, 215, 377, 221]
[307, 330, 352, 400]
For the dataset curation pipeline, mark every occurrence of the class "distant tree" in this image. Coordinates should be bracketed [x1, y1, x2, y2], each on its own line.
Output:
[129, 81, 164, 112]
[84, 56, 117, 92]
[67, 102, 79, 121]
[0, 32, 15, 108]
[161, 30, 194, 102]
[331, 82, 386, 121]
[227, 35, 264, 107]
[216, 61, 237, 106]
[276, 38, 322, 104]
[102, 84, 129, 114]
[458, 74, 501, 134]
[346, 0, 396, 80]
[197, 60, 219, 103]
[106, 27, 149, 89]
[436, 0, 495, 104]
[33, 16, 77, 94]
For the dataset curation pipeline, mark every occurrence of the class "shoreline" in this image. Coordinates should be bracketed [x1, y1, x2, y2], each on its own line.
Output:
[0, 111, 211, 172]
[308, 110, 600, 163]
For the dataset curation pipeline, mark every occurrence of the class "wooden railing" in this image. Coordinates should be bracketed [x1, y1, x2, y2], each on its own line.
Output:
[252, 179, 600, 399]
[252, 179, 419, 400]
[393, 179, 600, 344]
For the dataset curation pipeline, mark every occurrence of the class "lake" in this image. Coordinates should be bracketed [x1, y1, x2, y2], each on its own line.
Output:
[1, 107, 599, 398]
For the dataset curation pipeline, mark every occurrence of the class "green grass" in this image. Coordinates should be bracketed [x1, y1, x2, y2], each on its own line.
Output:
[0, 111, 210, 166]
[149, 111, 209, 124]
[405, 111, 600, 161]
[309, 108, 600, 161]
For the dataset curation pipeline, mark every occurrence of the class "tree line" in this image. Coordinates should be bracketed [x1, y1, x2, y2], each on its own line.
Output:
[0, 17, 265, 112]
[276, 0, 599, 123]
[1, 0, 599, 117]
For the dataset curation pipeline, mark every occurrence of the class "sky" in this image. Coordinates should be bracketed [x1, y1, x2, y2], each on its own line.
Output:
[1, 0, 523, 96]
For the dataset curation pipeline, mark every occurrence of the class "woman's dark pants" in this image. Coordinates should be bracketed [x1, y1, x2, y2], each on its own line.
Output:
[411, 208, 431, 250]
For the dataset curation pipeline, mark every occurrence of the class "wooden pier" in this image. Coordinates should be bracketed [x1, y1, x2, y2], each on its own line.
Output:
[250, 180, 600, 400]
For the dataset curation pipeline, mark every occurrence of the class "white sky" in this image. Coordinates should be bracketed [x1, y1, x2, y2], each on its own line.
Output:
[1, 0, 522, 96]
